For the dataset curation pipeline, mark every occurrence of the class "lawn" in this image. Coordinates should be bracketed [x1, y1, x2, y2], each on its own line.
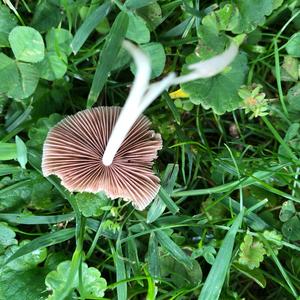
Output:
[0, 0, 300, 299]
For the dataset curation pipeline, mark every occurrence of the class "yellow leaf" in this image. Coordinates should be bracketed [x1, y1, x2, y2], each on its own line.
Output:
[169, 89, 189, 99]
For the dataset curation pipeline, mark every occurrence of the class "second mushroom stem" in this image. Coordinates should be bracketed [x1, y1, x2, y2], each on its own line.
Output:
[102, 40, 238, 166]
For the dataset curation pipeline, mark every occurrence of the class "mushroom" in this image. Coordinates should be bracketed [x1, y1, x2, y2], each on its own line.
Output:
[42, 40, 238, 210]
[42, 107, 162, 210]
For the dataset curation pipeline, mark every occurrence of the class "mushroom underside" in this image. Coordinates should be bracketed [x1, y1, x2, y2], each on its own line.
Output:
[42, 106, 162, 210]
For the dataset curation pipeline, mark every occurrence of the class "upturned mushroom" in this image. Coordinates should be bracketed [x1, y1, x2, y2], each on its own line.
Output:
[42, 40, 238, 210]
[42, 106, 162, 210]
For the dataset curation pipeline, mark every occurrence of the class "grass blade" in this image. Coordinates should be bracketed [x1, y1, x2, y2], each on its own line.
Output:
[198, 211, 243, 300]
[261, 235, 298, 298]
[173, 166, 289, 197]
[0, 142, 17, 160]
[163, 91, 181, 125]
[87, 12, 129, 108]
[53, 216, 86, 300]
[86, 217, 119, 240]
[158, 187, 179, 214]
[233, 263, 266, 288]
[222, 197, 269, 231]
[148, 232, 160, 278]
[155, 230, 193, 269]
[0, 212, 75, 224]
[71, 1, 112, 54]
[262, 116, 297, 161]
[111, 242, 127, 300]
[0, 164, 21, 176]
[147, 164, 179, 223]
[5, 104, 32, 133]
[0, 179, 33, 196]
[4, 228, 75, 266]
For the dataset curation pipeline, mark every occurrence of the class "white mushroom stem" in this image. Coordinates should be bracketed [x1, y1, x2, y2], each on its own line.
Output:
[102, 41, 152, 166]
[137, 73, 176, 115]
[102, 41, 239, 166]
[172, 42, 239, 84]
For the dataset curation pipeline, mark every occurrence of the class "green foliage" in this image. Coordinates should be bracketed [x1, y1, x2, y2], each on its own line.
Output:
[192, 245, 216, 265]
[27, 114, 62, 150]
[126, 14, 150, 44]
[75, 192, 111, 217]
[130, 42, 166, 78]
[286, 32, 300, 57]
[0, 142, 17, 160]
[238, 234, 266, 269]
[31, 0, 62, 32]
[38, 52, 68, 81]
[262, 230, 283, 256]
[72, 1, 111, 54]
[0, 222, 17, 254]
[182, 52, 248, 114]
[199, 212, 243, 300]
[9, 26, 45, 63]
[15, 135, 27, 169]
[238, 84, 269, 118]
[0, 1, 300, 299]
[137, 2, 162, 30]
[282, 216, 300, 241]
[46, 28, 73, 56]
[0, 240, 48, 300]
[147, 163, 179, 223]
[38, 28, 72, 80]
[280, 55, 298, 82]
[45, 260, 107, 299]
[234, 263, 267, 288]
[287, 82, 300, 111]
[0, 53, 19, 94]
[202, 0, 283, 34]
[87, 11, 129, 108]
[0, 51, 40, 99]
[0, 169, 62, 211]
[231, 0, 282, 33]
[279, 200, 296, 222]
[0, 5, 17, 47]
[160, 251, 202, 288]
[278, 123, 300, 163]
[8, 62, 39, 99]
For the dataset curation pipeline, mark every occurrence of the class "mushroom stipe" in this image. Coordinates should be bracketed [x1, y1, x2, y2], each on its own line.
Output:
[42, 106, 162, 210]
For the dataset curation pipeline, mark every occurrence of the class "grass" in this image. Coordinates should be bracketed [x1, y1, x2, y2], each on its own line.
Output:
[1, 0, 300, 299]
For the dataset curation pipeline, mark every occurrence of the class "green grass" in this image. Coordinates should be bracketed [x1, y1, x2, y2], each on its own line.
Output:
[1, 0, 300, 299]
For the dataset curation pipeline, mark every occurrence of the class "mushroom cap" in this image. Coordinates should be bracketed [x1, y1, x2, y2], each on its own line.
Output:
[42, 107, 162, 210]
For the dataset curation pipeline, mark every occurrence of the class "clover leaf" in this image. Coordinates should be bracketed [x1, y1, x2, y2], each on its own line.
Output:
[0, 4, 17, 47]
[38, 52, 68, 81]
[45, 28, 73, 56]
[286, 32, 300, 58]
[7, 62, 39, 99]
[279, 201, 296, 222]
[126, 14, 150, 44]
[282, 216, 300, 241]
[9, 26, 45, 63]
